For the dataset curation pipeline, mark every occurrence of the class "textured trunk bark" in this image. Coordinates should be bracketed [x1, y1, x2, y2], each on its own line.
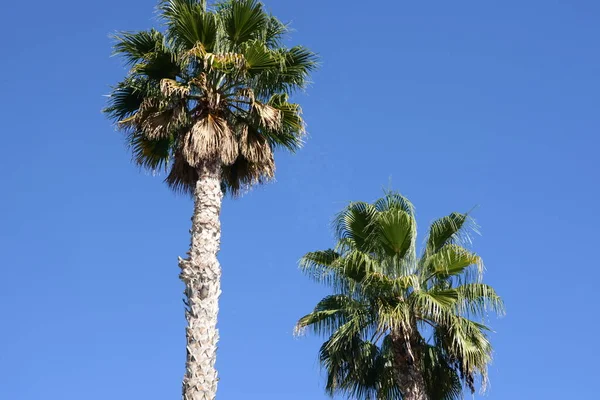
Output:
[179, 159, 223, 400]
[391, 331, 428, 400]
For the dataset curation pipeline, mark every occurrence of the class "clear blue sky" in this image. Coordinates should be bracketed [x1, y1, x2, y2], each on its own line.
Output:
[1, 0, 598, 399]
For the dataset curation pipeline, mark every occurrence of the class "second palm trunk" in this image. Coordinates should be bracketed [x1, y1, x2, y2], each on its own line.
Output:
[179, 160, 223, 400]
[391, 331, 428, 400]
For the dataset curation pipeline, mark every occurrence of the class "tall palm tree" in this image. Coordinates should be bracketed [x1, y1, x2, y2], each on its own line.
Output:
[296, 193, 504, 400]
[103, 1, 316, 399]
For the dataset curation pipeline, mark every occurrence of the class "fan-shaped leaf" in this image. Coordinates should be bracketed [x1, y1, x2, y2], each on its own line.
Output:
[221, 0, 268, 46]
[426, 213, 470, 256]
[425, 244, 482, 282]
[374, 208, 416, 257]
[160, 0, 218, 51]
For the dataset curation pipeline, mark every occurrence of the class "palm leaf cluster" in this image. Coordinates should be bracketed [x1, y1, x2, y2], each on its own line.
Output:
[104, 0, 317, 195]
[296, 193, 504, 399]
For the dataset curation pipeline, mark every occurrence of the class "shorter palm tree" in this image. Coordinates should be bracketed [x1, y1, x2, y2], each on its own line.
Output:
[296, 192, 504, 400]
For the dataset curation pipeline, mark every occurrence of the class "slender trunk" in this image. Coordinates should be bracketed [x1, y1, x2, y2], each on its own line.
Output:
[179, 159, 223, 400]
[390, 331, 428, 400]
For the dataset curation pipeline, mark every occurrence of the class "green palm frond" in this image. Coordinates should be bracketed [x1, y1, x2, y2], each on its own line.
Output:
[264, 93, 304, 150]
[425, 212, 472, 256]
[220, 0, 268, 46]
[296, 295, 369, 338]
[334, 201, 379, 252]
[159, 0, 218, 51]
[253, 46, 318, 96]
[422, 345, 463, 400]
[281, 46, 319, 76]
[113, 29, 166, 65]
[455, 283, 505, 317]
[299, 249, 376, 293]
[376, 299, 412, 334]
[129, 132, 172, 171]
[393, 274, 421, 292]
[410, 289, 458, 326]
[318, 337, 371, 398]
[372, 207, 416, 258]
[104, 78, 148, 122]
[113, 29, 181, 80]
[375, 191, 415, 215]
[264, 15, 288, 47]
[134, 51, 181, 81]
[239, 40, 280, 71]
[434, 316, 493, 393]
[300, 250, 341, 277]
[423, 244, 483, 283]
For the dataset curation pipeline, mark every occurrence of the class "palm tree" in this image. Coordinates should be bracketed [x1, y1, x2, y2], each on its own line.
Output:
[296, 192, 504, 400]
[103, 1, 317, 399]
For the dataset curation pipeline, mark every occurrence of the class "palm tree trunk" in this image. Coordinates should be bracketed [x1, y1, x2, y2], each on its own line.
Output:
[179, 159, 223, 400]
[391, 331, 428, 400]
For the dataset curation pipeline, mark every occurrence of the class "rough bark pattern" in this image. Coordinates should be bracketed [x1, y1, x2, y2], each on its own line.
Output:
[391, 330, 428, 400]
[179, 160, 223, 400]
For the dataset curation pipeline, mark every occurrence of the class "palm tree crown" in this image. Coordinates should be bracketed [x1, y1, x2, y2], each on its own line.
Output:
[104, 0, 317, 195]
[296, 192, 504, 400]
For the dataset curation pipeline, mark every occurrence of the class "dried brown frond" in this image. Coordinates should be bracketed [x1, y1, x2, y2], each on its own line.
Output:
[221, 153, 275, 197]
[136, 105, 186, 140]
[186, 42, 207, 59]
[190, 73, 208, 91]
[219, 126, 238, 165]
[235, 88, 255, 104]
[160, 79, 190, 98]
[254, 102, 282, 130]
[182, 114, 238, 167]
[117, 114, 138, 130]
[256, 150, 275, 181]
[206, 52, 246, 71]
[165, 154, 198, 196]
[239, 126, 273, 164]
[138, 98, 160, 114]
[118, 98, 159, 131]
[141, 112, 170, 139]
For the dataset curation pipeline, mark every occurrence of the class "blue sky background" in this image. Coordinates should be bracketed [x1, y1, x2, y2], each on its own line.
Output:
[1, 0, 599, 399]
